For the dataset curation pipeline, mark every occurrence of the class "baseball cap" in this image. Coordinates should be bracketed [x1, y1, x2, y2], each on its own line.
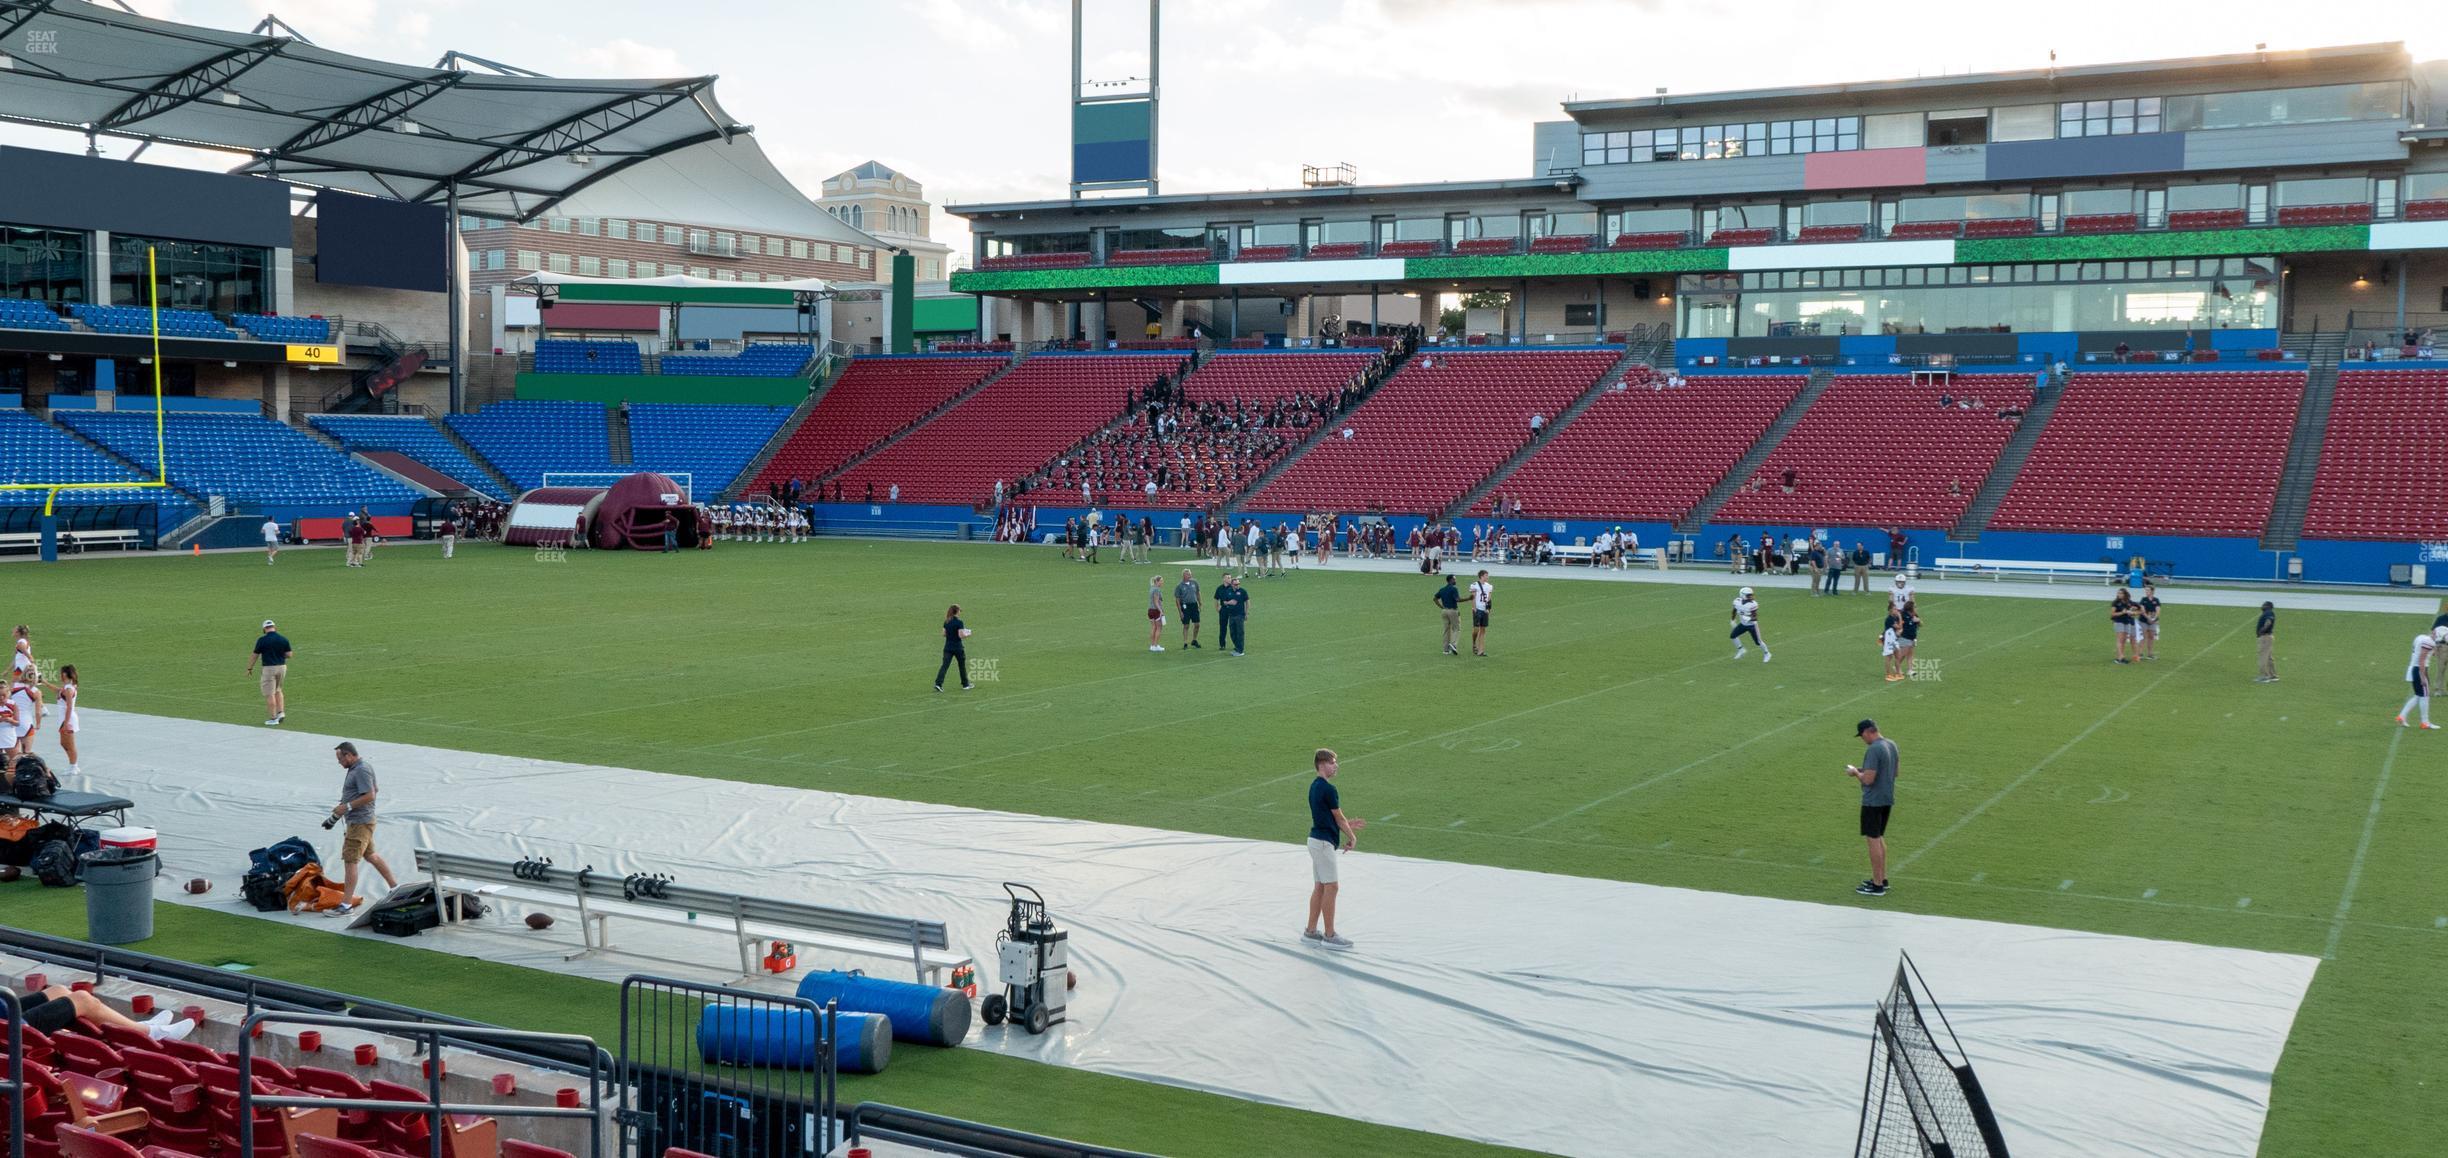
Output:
[261, 619, 277, 629]
[1856, 719, 1878, 736]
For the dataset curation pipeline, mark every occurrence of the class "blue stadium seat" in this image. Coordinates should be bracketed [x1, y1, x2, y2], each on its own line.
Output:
[69, 303, 239, 339]
[234, 314, 334, 344]
[627, 404, 792, 496]
[309, 413, 514, 500]
[659, 344, 813, 378]
[442, 401, 621, 489]
[0, 299, 72, 332]
[532, 339, 644, 374]
[53, 410, 418, 506]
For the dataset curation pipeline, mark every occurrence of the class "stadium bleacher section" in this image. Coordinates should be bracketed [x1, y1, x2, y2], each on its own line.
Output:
[70, 304, 237, 339]
[836, 353, 1187, 505]
[626, 403, 793, 496]
[1029, 351, 1377, 508]
[1, 299, 73, 331]
[1497, 372, 1801, 522]
[658, 343, 814, 377]
[56, 410, 420, 506]
[1249, 348, 1621, 516]
[2302, 367, 2448, 540]
[1715, 375, 2035, 530]
[308, 413, 515, 500]
[1989, 369, 2304, 535]
[443, 400, 618, 489]
[0, 407, 158, 502]
[530, 339, 643, 375]
[232, 314, 333, 344]
[743, 356, 1005, 492]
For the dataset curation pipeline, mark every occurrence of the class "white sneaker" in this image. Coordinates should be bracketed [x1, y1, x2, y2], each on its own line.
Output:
[66, 764, 80, 775]
[1762, 651, 1772, 663]
[1732, 648, 1745, 660]
[1150, 645, 1165, 652]
[265, 718, 281, 726]
[143, 1011, 196, 1043]
[1319, 933, 1354, 951]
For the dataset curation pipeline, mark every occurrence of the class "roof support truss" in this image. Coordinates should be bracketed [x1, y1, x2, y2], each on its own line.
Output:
[266, 71, 464, 155]
[92, 36, 288, 133]
[409, 79, 716, 203]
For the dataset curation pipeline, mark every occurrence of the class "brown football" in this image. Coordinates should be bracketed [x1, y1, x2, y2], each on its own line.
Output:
[183, 878, 212, 894]
[0, 866, 21, 883]
[524, 912, 554, 930]
[1066, 970, 1077, 991]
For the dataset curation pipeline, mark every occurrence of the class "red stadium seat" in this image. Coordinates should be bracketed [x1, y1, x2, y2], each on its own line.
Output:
[1235, 244, 1296, 262]
[2302, 368, 2448, 540]
[1608, 231, 1687, 250]
[1375, 240, 1441, 257]
[1527, 234, 1595, 254]
[1501, 371, 1801, 522]
[1792, 225, 1866, 243]
[744, 357, 1005, 493]
[2061, 213, 2139, 235]
[1991, 370, 2305, 535]
[836, 354, 1191, 505]
[1885, 221, 1962, 240]
[1962, 217, 2038, 238]
[2166, 208, 2248, 231]
[1451, 238, 1520, 256]
[1717, 375, 2034, 530]
[2275, 203, 2371, 227]
[1302, 242, 1365, 260]
[2404, 200, 2448, 222]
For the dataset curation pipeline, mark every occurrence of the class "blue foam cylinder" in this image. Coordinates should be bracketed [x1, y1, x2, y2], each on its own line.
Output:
[696, 1005, 893, 1075]
[793, 970, 970, 1047]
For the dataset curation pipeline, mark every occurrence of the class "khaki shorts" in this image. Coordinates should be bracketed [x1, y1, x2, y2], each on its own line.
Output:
[258, 664, 287, 696]
[341, 822, 376, 864]
[1307, 836, 1339, 884]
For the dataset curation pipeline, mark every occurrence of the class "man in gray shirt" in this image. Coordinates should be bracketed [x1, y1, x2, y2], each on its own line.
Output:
[327, 741, 398, 915]
[1846, 719, 1898, 897]
[1174, 570, 1203, 650]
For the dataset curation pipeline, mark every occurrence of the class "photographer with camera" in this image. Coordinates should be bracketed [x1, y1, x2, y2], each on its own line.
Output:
[325, 742, 397, 916]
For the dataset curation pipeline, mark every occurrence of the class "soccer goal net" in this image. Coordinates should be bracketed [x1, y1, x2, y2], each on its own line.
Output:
[542, 472, 692, 501]
[1855, 953, 2011, 1158]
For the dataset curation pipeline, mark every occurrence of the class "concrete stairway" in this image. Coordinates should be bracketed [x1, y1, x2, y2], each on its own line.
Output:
[1439, 345, 1650, 522]
[428, 415, 521, 498]
[817, 353, 1025, 484]
[1220, 344, 1417, 510]
[1673, 367, 1833, 532]
[2258, 332, 2348, 551]
[1948, 377, 2067, 541]
[720, 385, 834, 501]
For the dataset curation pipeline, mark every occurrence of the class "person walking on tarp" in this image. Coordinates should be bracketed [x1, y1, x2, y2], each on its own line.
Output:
[935, 604, 973, 692]
[327, 741, 398, 916]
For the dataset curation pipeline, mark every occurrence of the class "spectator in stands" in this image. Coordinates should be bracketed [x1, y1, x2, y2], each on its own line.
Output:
[2114, 341, 2131, 363]
[1781, 468, 1799, 494]
[864, 483, 875, 504]
[3, 981, 199, 1044]
[248, 619, 291, 727]
[1939, 392, 1954, 408]
[326, 741, 397, 916]
[1882, 527, 1909, 570]
[261, 516, 281, 565]
[1528, 412, 1545, 435]
[1947, 478, 1963, 497]
[889, 483, 901, 503]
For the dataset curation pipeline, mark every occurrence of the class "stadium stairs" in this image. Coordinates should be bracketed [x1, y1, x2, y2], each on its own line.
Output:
[1440, 345, 1651, 521]
[462, 354, 520, 410]
[1221, 343, 1418, 508]
[607, 405, 633, 466]
[432, 417, 522, 498]
[719, 385, 834, 501]
[1948, 378, 2067, 540]
[812, 356, 1026, 486]
[1674, 367, 1833, 532]
[35, 411, 213, 517]
[2257, 331, 2348, 551]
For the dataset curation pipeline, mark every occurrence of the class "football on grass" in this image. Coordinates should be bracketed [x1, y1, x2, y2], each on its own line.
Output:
[183, 878, 211, 894]
[524, 912, 554, 930]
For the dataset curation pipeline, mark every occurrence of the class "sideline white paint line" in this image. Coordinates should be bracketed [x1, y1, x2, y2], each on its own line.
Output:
[1898, 621, 2247, 871]
[2324, 729, 2404, 960]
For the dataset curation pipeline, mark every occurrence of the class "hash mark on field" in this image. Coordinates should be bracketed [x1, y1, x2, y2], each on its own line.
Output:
[1254, 801, 1275, 810]
[1447, 819, 1469, 828]
[1655, 839, 1673, 850]
[2435, 917, 2446, 929]
[1969, 872, 1986, 883]
[1809, 855, 1825, 865]
[2058, 879, 2074, 891]
[1732, 849, 1749, 859]
[2143, 888, 2159, 899]
[2236, 897, 2252, 909]
[1378, 812, 1400, 822]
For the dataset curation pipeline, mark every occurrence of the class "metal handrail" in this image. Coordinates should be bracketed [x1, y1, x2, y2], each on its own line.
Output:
[238, 1010, 611, 1158]
[846, 1103, 1162, 1158]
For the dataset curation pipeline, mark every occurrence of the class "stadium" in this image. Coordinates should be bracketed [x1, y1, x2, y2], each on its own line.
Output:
[3, 2, 2448, 1156]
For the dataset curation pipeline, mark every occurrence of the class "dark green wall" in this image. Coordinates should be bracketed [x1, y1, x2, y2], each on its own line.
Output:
[514, 373, 808, 406]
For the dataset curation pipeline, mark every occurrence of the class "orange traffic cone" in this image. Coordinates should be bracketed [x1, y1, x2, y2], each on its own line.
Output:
[192, 543, 202, 556]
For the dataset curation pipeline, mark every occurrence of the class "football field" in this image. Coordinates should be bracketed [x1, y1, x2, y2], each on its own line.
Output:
[6, 539, 2444, 1155]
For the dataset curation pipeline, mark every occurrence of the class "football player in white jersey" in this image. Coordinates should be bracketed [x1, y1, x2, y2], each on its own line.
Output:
[1889, 573, 1914, 611]
[1731, 587, 1770, 662]
[2399, 627, 2444, 730]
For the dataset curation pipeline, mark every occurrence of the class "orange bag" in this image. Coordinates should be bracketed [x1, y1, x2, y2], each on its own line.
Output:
[282, 863, 351, 913]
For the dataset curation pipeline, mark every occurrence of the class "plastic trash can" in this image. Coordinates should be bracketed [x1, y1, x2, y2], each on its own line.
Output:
[82, 847, 158, 945]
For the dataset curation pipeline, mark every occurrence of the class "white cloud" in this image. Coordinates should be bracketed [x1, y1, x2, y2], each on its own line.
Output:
[573, 38, 690, 78]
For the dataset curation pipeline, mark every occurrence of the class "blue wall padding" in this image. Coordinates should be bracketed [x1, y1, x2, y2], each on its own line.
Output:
[696, 1004, 893, 1074]
[794, 970, 971, 1047]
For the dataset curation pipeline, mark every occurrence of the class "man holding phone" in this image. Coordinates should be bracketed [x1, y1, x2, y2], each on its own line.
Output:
[1846, 720, 1898, 897]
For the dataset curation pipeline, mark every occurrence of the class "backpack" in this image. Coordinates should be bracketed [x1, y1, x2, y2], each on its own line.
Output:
[241, 871, 289, 912]
[9, 754, 57, 801]
[31, 840, 77, 887]
[247, 836, 319, 879]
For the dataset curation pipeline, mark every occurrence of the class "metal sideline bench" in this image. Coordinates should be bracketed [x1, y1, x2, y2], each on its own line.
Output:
[413, 849, 970, 984]
[1929, 558, 2121, 584]
[0, 529, 143, 553]
[0, 788, 135, 836]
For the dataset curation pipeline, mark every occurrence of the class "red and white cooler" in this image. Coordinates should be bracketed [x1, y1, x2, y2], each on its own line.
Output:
[98, 827, 157, 852]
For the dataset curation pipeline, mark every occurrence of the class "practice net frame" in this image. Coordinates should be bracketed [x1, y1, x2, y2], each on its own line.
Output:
[1854, 952, 2011, 1158]
[542, 472, 691, 501]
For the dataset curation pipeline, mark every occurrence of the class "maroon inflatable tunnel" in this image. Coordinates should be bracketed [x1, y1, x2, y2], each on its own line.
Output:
[590, 472, 705, 551]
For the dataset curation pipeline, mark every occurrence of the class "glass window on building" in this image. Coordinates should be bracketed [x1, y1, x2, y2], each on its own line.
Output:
[1117, 226, 1209, 251]
[857, 250, 870, 269]
[1455, 213, 1522, 240]
[109, 235, 268, 315]
[0, 225, 92, 305]
[1314, 219, 1372, 245]
[607, 259, 628, 277]
[577, 219, 600, 237]
[1898, 192, 2033, 222]
[1802, 201, 1872, 227]
[1863, 113, 1922, 150]
[2375, 177, 2399, 219]
[1602, 207, 1692, 240]
[605, 219, 626, 238]
[2167, 82, 2401, 130]
[577, 255, 601, 275]
[546, 218, 570, 233]
[1238, 222, 1298, 249]
[1529, 211, 1597, 239]
[2141, 188, 2166, 228]
[2275, 176, 2368, 207]
[516, 250, 540, 270]
[1991, 104, 2055, 142]
[1678, 260, 2275, 338]
[2063, 188, 2135, 217]
[484, 249, 504, 271]
[788, 239, 808, 259]
[2245, 184, 2271, 224]
[547, 254, 571, 273]
[2167, 182, 2241, 211]
[2408, 173, 2448, 203]
[635, 222, 659, 243]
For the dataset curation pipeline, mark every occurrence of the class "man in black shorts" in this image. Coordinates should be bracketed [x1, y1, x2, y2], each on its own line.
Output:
[1175, 569, 1203, 649]
[1845, 719, 1898, 897]
[6, 982, 200, 1043]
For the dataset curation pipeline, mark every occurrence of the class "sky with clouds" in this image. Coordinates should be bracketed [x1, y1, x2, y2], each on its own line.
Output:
[4, 0, 2438, 259]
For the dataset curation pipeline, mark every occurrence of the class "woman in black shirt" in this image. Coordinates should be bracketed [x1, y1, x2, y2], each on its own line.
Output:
[935, 604, 973, 691]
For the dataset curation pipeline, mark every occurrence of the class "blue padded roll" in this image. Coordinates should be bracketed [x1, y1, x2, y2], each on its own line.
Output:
[794, 970, 971, 1047]
[696, 1005, 893, 1075]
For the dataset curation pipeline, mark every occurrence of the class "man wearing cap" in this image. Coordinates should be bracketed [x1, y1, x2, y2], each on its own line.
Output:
[327, 742, 397, 916]
[1846, 720, 1898, 897]
[247, 620, 292, 727]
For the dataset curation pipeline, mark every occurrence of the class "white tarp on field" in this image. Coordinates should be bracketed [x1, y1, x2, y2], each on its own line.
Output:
[77, 708, 2315, 1158]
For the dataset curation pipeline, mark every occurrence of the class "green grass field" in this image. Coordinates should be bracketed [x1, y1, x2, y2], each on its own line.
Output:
[5, 540, 2444, 1155]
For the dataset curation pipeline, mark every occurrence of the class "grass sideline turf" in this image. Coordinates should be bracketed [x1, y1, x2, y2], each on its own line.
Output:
[6, 540, 2446, 1155]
